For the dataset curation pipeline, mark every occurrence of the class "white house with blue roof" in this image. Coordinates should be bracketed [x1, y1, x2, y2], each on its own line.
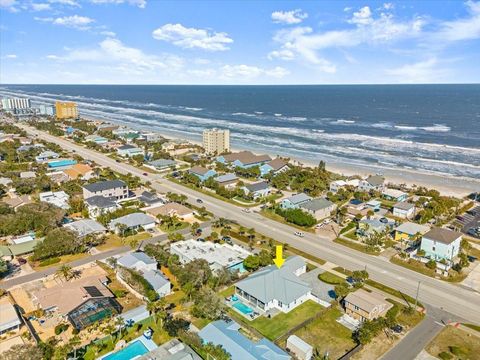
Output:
[234, 256, 311, 313]
[199, 319, 291, 360]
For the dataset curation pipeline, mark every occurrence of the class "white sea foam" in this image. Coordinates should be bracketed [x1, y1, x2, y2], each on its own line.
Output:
[333, 119, 355, 124]
[274, 113, 282, 117]
[420, 124, 451, 132]
[395, 125, 418, 131]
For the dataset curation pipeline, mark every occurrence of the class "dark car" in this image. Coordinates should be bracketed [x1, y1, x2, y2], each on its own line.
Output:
[143, 172, 148, 176]
[379, 217, 388, 224]
[468, 255, 477, 263]
[391, 325, 403, 334]
[196, 198, 203, 203]
[115, 159, 121, 163]
[195, 228, 202, 235]
[197, 238, 205, 242]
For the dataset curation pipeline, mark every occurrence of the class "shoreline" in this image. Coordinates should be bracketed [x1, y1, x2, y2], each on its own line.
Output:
[85, 116, 479, 198]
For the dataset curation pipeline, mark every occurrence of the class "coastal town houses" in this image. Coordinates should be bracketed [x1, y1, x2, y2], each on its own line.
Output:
[116, 252, 171, 297]
[32, 275, 122, 330]
[108, 213, 157, 234]
[170, 239, 251, 273]
[144, 202, 193, 219]
[188, 166, 217, 181]
[393, 201, 416, 219]
[85, 196, 118, 219]
[394, 222, 430, 244]
[214, 173, 239, 188]
[117, 144, 144, 157]
[39, 190, 70, 210]
[357, 175, 385, 192]
[63, 163, 95, 180]
[281, 193, 312, 209]
[343, 288, 393, 322]
[329, 179, 360, 193]
[64, 219, 107, 238]
[199, 319, 291, 360]
[83, 179, 129, 201]
[299, 198, 337, 220]
[260, 157, 289, 177]
[420, 227, 463, 262]
[217, 150, 272, 169]
[234, 256, 311, 313]
[382, 188, 408, 202]
[145, 159, 177, 171]
[242, 181, 270, 199]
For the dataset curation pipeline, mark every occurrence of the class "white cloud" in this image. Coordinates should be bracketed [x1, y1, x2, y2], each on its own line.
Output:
[4, 54, 17, 58]
[48, 37, 184, 73]
[31, 3, 51, 11]
[433, 0, 480, 42]
[267, 49, 295, 61]
[0, 0, 19, 12]
[36, 15, 95, 30]
[47, 0, 80, 7]
[188, 68, 216, 78]
[386, 58, 448, 83]
[193, 58, 211, 65]
[89, 0, 146, 8]
[383, 3, 394, 10]
[271, 9, 308, 25]
[220, 64, 289, 80]
[100, 30, 116, 37]
[350, 6, 373, 25]
[152, 23, 233, 51]
[270, 6, 426, 72]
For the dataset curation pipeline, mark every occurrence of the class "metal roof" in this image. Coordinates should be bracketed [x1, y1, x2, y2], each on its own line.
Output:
[64, 219, 106, 237]
[109, 212, 155, 229]
[284, 193, 312, 205]
[83, 179, 126, 193]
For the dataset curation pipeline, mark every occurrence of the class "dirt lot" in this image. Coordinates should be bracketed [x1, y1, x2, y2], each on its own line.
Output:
[426, 326, 480, 360]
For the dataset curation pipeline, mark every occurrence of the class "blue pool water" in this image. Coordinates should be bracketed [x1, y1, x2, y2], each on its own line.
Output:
[47, 159, 77, 168]
[228, 262, 246, 273]
[102, 340, 149, 360]
[233, 301, 253, 315]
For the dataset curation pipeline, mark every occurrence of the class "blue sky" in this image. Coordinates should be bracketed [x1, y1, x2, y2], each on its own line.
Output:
[1, 0, 480, 84]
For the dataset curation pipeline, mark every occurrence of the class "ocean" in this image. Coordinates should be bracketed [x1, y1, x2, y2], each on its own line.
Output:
[1, 84, 479, 182]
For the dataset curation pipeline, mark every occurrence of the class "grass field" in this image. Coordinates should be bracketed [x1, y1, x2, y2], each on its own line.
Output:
[426, 326, 480, 360]
[293, 306, 356, 360]
[250, 300, 323, 340]
[318, 271, 346, 285]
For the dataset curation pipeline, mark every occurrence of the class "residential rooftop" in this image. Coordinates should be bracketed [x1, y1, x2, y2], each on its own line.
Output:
[423, 227, 463, 245]
[83, 179, 127, 193]
[299, 198, 334, 211]
[344, 288, 392, 314]
[64, 219, 107, 237]
[395, 222, 430, 236]
[393, 201, 415, 211]
[222, 151, 271, 165]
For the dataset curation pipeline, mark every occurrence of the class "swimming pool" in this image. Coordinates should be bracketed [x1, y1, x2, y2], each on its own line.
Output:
[47, 159, 77, 168]
[233, 301, 254, 315]
[228, 262, 246, 273]
[102, 340, 148, 360]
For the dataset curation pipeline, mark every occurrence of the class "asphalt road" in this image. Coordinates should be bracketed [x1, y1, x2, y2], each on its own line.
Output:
[19, 124, 480, 325]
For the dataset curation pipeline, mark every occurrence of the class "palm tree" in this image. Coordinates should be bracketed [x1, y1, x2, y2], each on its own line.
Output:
[107, 257, 118, 270]
[55, 265, 74, 282]
[147, 298, 167, 327]
[68, 335, 82, 360]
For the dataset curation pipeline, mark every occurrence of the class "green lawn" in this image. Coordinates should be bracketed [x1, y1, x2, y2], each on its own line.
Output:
[292, 306, 356, 360]
[159, 221, 189, 233]
[318, 271, 345, 285]
[250, 300, 323, 340]
[334, 237, 380, 255]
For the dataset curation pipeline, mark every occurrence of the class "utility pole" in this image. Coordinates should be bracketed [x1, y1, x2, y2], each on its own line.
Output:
[414, 281, 421, 309]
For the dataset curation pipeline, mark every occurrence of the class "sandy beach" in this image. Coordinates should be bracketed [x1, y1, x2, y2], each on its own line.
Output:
[87, 116, 479, 198]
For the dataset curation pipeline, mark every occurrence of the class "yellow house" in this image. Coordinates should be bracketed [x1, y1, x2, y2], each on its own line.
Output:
[55, 101, 78, 119]
[394, 222, 430, 242]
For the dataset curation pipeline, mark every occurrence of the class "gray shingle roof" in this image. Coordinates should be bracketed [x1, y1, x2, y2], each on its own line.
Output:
[148, 159, 176, 168]
[64, 219, 106, 237]
[215, 173, 238, 183]
[394, 201, 415, 211]
[85, 195, 117, 208]
[84, 179, 126, 193]
[423, 227, 462, 245]
[299, 198, 334, 212]
[117, 252, 157, 269]
[142, 269, 170, 292]
[189, 166, 211, 176]
[109, 212, 155, 229]
[366, 175, 385, 187]
[235, 256, 310, 305]
[284, 193, 312, 205]
[395, 222, 429, 236]
[245, 181, 269, 192]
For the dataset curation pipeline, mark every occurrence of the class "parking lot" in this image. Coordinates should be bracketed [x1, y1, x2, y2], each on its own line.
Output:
[455, 205, 480, 239]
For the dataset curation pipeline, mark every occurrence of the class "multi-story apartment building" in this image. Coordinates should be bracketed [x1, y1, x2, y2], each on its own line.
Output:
[82, 179, 129, 200]
[202, 128, 230, 155]
[1, 97, 31, 111]
[55, 101, 78, 119]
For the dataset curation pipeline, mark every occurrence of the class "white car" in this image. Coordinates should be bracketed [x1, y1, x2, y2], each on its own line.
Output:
[242, 208, 251, 213]
[294, 231, 305, 237]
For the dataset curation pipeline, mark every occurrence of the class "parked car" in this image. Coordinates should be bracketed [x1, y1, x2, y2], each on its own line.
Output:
[197, 238, 206, 242]
[196, 198, 203, 203]
[143, 172, 148, 176]
[242, 208, 250, 213]
[222, 236, 233, 244]
[391, 325, 403, 334]
[379, 217, 388, 224]
[115, 159, 121, 163]
[195, 228, 202, 235]
[294, 231, 304, 237]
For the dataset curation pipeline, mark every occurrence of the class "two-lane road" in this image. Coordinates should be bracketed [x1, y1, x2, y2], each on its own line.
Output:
[20, 124, 480, 325]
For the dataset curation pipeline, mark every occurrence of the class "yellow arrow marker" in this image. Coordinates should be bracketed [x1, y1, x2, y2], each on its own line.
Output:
[273, 245, 285, 269]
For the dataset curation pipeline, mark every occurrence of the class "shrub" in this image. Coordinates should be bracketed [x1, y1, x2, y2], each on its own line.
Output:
[275, 207, 316, 227]
[448, 346, 466, 357]
[54, 323, 69, 335]
[39, 257, 61, 267]
[438, 351, 453, 360]
[426, 260, 437, 269]
[112, 289, 128, 298]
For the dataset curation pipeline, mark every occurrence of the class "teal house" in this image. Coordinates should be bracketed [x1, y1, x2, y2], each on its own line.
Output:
[420, 227, 462, 261]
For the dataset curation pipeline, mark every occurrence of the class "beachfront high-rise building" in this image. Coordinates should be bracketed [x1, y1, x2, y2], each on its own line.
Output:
[1, 97, 31, 111]
[39, 104, 55, 116]
[55, 101, 78, 120]
[203, 128, 230, 155]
